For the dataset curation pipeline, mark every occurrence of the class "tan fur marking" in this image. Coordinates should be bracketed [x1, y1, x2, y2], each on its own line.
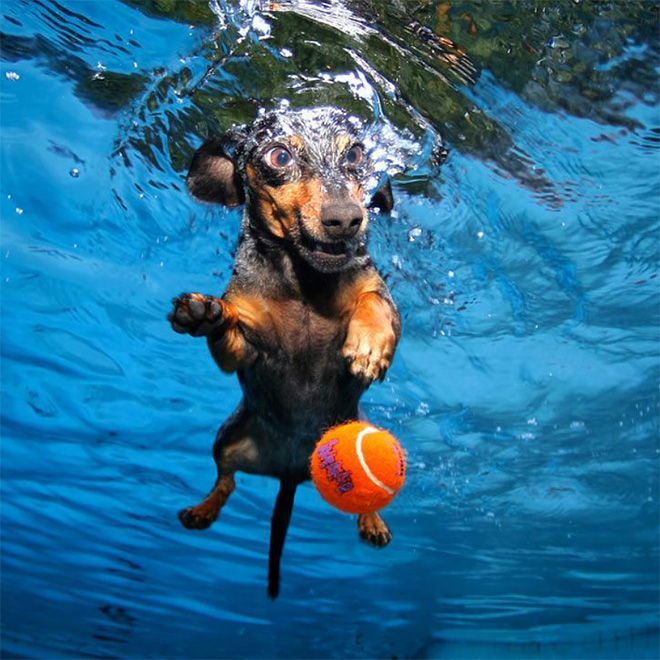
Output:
[336, 270, 383, 316]
[227, 295, 271, 334]
[218, 298, 239, 328]
[340, 271, 398, 382]
[223, 438, 259, 469]
[335, 134, 352, 153]
[247, 165, 323, 240]
[288, 134, 304, 151]
[349, 291, 396, 338]
[209, 295, 267, 372]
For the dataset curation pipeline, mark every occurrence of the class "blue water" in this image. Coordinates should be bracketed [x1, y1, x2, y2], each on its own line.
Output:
[1, 1, 659, 658]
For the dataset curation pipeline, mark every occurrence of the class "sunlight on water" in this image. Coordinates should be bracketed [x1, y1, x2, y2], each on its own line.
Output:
[1, 0, 658, 658]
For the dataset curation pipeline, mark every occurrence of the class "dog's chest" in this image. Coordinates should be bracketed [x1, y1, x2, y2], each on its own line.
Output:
[239, 295, 361, 435]
[268, 298, 347, 362]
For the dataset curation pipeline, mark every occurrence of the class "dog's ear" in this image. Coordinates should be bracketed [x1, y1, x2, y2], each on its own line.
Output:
[368, 179, 394, 214]
[187, 133, 246, 207]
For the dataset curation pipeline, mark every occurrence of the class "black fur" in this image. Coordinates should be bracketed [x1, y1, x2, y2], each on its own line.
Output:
[171, 107, 401, 597]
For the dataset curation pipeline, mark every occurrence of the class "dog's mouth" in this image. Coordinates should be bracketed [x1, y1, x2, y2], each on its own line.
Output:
[297, 232, 367, 272]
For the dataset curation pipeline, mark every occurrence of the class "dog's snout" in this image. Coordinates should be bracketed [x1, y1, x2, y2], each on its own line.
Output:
[321, 202, 363, 239]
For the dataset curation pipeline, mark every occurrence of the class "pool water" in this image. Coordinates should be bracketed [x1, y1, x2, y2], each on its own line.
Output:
[1, 1, 658, 658]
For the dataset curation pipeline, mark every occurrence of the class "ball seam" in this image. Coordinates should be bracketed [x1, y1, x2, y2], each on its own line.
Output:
[355, 426, 395, 495]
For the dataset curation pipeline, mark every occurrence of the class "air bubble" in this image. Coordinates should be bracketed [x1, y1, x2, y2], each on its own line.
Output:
[416, 402, 430, 416]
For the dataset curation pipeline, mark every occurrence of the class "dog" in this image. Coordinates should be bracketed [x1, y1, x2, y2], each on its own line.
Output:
[170, 106, 401, 598]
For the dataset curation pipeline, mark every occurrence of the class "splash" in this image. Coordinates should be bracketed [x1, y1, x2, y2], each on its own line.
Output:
[207, 0, 444, 188]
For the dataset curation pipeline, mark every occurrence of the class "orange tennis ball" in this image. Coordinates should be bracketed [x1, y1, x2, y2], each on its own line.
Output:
[310, 422, 406, 514]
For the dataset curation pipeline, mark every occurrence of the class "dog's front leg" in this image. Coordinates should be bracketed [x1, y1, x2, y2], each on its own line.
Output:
[170, 292, 257, 372]
[342, 291, 401, 383]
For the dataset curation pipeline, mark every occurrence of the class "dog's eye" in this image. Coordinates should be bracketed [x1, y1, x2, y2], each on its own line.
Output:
[265, 146, 293, 169]
[345, 145, 364, 167]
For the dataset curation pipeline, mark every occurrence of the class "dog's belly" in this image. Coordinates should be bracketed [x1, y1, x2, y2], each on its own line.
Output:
[239, 347, 362, 429]
[238, 302, 364, 441]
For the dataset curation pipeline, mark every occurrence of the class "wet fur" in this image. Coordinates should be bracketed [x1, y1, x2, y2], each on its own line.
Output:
[171, 107, 401, 598]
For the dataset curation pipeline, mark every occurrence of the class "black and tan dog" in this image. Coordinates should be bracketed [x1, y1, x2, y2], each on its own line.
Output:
[170, 106, 401, 598]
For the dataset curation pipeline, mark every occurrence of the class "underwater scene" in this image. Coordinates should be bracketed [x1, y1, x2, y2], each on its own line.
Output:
[1, 0, 659, 658]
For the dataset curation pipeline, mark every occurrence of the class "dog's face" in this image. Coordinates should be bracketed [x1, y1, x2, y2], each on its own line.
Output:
[187, 107, 393, 273]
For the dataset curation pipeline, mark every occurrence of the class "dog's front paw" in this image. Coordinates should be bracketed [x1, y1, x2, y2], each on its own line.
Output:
[358, 512, 392, 547]
[169, 293, 224, 337]
[341, 322, 396, 383]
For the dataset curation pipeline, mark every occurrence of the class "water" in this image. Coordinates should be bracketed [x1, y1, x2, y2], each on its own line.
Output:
[1, 1, 658, 658]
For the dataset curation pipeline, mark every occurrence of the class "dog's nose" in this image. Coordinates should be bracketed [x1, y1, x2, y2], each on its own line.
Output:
[320, 202, 363, 239]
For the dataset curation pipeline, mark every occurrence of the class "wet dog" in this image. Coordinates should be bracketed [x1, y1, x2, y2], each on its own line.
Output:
[170, 106, 401, 598]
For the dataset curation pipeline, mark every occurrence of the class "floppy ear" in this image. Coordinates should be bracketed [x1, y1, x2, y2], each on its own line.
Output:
[368, 179, 394, 213]
[186, 135, 245, 207]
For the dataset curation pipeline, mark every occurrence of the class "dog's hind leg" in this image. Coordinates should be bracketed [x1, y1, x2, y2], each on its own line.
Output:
[355, 409, 394, 548]
[358, 511, 392, 548]
[178, 402, 258, 530]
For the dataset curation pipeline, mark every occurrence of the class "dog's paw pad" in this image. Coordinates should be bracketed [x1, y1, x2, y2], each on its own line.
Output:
[187, 297, 206, 320]
[169, 293, 224, 337]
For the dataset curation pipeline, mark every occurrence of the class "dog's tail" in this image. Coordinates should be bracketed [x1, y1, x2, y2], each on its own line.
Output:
[267, 479, 297, 599]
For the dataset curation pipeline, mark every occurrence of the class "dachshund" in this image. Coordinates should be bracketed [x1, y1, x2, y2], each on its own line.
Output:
[170, 106, 401, 598]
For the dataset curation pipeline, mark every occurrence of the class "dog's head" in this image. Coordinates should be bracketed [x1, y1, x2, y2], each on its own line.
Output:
[187, 106, 393, 273]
